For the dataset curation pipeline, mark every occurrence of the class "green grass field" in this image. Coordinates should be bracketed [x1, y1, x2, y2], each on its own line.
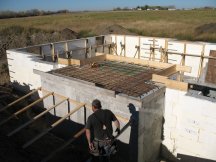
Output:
[0, 10, 216, 42]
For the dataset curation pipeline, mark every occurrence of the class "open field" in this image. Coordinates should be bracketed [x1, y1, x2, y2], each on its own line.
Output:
[0, 10, 216, 42]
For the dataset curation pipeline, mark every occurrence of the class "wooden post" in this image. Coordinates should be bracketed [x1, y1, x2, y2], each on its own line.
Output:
[164, 39, 168, 63]
[64, 42, 68, 58]
[179, 42, 187, 81]
[8, 98, 68, 137]
[22, 103, 85, 148]
[198, 44, 205, 78]
[0, 92, 53, 126]
[51, 43, 55, 61]
[0, 87, 41, 113]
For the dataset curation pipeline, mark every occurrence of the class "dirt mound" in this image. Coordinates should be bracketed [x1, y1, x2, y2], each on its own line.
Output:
[96, 24, 136, 35]
[195, 23, 216, 34]
[60, 28, 78, 40]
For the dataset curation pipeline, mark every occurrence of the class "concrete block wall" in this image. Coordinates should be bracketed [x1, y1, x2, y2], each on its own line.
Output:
[163, 88, 216, 161]
[139, 87, 165, 162]
[39, 71, 165, 162]
[6, 50, 66, 91]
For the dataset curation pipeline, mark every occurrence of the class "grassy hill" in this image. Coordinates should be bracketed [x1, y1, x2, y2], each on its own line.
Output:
[0, 10, 216, 42]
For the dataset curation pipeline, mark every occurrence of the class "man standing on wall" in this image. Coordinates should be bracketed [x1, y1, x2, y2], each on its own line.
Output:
[86, 99, 120, 162]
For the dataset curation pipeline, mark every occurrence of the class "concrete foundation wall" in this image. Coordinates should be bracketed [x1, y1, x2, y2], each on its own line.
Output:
[163, 88, 216, 161]
[139, 88, 165, 162]
[39, 71, 165, 162]
[6, 50, 66, 91]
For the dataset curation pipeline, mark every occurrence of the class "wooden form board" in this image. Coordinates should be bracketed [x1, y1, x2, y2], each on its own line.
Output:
[58, 53, 191, 73]
[206, 50, 216, 84]
[152, 74, 188, 91]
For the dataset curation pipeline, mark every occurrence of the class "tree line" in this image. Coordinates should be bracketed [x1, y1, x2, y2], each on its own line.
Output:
[0, 9, 70, 19]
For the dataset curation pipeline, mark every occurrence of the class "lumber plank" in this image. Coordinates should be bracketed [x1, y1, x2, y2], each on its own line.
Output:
[152, 74, 188, 91]
[22, 103, 85, 148]
[0, 87, 41, 113]
[0, 92, 53, 126]
[106, 54, 171, 69]
[8, 98, 68, 137]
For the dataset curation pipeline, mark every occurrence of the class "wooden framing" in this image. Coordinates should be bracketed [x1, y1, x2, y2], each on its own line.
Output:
[22, 103, 85, 148]
[0, 87, 41, 113]
[42, 128, 86, 162]
[42, 88, 130, 123]
[152, 74, 188, 91]
[8, 98, 68, 137]
[0, 92, 53, 126]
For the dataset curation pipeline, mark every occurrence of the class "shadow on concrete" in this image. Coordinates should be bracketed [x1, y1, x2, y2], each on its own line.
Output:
[128, 103, 138, 162]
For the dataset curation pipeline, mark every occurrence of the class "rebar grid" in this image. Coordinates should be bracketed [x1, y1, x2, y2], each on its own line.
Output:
[51, 61, 161, 97]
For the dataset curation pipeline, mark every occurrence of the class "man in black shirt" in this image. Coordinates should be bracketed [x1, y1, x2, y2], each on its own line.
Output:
[86, 99, 120, 160]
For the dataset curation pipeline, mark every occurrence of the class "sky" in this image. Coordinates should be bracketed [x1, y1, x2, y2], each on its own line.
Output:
[0, 0, 216, 11]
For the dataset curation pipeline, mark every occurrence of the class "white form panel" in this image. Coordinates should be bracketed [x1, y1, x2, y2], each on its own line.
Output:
[125, 36, 139, 58]
[54, 42, 65, 54]
[42, 45, 51, 56]
[140, 37, 152, 60]
[167, 41, 184, 64]
[116, 35, 125, 56]
[185, 43, 203, 77]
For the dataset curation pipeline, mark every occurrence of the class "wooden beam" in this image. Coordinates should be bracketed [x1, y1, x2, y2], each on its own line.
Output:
[157, 65, 177, 76]
[0, 92, 53, 126]
[152, 74, 188, 91]
[106, 54, 172, 69]
[41, 89, 85, 106]
[80, 54, 106, 66]
[22, 103, 85, 148]
[58, 58, 81, 66]
[176, 65, 192, 73]
[52, 103, 85, 127]
[198, 44, 205, 78]
[41, 88, 129, 123]
[8, 98, 68, 137]
[0, 87, 41, 113]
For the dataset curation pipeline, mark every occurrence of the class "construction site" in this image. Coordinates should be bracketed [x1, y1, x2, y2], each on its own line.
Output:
[1, 34, 216, 162]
